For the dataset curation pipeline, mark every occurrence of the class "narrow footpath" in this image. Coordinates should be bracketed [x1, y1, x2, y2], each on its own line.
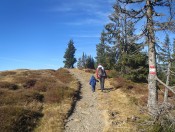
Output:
[65, 69, 105, 132]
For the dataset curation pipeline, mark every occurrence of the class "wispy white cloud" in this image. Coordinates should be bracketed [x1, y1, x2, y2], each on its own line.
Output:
[50, 0, 113, 26]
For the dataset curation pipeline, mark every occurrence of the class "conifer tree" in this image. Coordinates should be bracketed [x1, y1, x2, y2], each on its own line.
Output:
[163, 35, 172, 103]
[82, 52, 87, 68]
[86, 56, 95, 69]
[77, 58, 83, 69]
[77, 53, 95, 69]
[157, 35, 173, 103]
[63, 40, 77, 68]
[96, 31, 107, 68]
[103, 3, 148, 80]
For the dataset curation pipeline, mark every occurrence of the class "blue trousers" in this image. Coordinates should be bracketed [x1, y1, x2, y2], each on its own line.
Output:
[91, 85, 95, 92]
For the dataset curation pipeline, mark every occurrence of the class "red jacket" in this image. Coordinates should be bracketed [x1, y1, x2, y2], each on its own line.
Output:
[96, 65, 106, 79]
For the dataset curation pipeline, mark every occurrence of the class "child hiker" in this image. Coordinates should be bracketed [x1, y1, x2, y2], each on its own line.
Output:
[89, 75, 97, 92]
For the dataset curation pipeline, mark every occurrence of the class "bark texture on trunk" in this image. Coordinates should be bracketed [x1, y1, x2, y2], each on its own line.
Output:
[146, 0, 158, 116]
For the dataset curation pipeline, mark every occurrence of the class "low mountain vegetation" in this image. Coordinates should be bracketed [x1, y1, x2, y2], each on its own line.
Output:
[0, 68, 80, 132]
[97, 74, 175, 132]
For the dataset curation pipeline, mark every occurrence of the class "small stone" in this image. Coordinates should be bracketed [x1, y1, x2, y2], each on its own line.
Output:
[74, 118, 81, 122]
[81, 111, 90, 115]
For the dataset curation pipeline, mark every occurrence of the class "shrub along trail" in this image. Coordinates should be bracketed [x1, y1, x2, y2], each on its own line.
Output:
[65, 69, 105, 132]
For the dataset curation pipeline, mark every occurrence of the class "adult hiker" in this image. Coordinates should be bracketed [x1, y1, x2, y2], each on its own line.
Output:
[96, 64, 107, 92]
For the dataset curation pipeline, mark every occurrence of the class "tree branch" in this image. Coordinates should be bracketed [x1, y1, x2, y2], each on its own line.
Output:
[113, 4, 146, 19]
[152, 1, 170, 7]
[118, 0, 144, 4]
[154, 21, 175, 32]
[156, 76, 175, 94]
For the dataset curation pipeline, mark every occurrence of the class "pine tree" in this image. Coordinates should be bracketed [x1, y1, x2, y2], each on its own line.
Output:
[77, 53, 95, 69]
[77, 58, 83, 69]
[163, 35, 172, 103]
[82, 52, 87, 68]
[96, 30, 107, 68]
[104, 4, 148, 80]
[85, 56, 95, 69]
[63, 40, 77, 68]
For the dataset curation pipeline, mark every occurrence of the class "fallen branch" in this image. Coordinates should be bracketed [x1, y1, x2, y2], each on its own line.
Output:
[156, 76, 175, 94]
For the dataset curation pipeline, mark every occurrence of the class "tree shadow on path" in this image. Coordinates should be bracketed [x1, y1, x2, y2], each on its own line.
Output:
[97, 87, 117, 93]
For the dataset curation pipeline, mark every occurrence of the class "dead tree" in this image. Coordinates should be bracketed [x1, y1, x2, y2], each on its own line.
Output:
[117, 0, 175, 116]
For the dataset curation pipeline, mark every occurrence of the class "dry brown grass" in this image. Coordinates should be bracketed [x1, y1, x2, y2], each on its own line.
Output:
[0, 71, 17, 76]
[0, 106, 43, 132]
[0, 68, 79, 132]
[109, 77, 149, 106]
[98, 74, 173, 132]
[84, 68, 96, 74]
[54, 68, 74, 84]
[97, 76, 150, 132]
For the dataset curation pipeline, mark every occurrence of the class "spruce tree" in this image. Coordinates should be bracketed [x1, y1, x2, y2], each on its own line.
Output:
[104, 4, 148, 80]
[63, 40, 77, 68]
[77, 58, 83, 69]
[77, 53, 95, 69]
[82, 52, 87, 68]
[86, 56, 95, 69]
[157, 35, 175, 103]
[163, 35, 171, 103]
[96, 30, 107, 68]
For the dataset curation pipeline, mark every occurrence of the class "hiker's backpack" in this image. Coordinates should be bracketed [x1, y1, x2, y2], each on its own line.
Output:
[98, 67, 106, 78]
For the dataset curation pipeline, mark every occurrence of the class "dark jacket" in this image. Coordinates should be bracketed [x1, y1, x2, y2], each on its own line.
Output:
[89, 75, 96, 86]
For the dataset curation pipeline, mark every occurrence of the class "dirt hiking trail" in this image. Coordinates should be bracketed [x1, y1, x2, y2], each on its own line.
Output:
[65, 69, 105, 132]
[65, 69, 141, 132]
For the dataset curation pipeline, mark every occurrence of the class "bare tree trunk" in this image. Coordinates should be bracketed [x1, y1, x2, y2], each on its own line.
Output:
[146, 0, 158, 116]
[164, 62, 171, 103]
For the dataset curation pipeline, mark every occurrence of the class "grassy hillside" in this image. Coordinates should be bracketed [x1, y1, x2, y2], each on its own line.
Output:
[97, 70, 175, 132]
[0, 68, 80, 132]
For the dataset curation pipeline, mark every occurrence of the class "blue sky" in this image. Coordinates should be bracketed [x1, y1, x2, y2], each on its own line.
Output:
[0, 0, 174, 71]
[0, 0, 114, 71]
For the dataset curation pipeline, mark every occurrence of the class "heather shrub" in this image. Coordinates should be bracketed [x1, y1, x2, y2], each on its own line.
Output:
[23, 79, 37, 88]
[0, 106, 43, 132]
[0, 90, 43, 105]
[0, 71, 16, 76]
[0, 81, 18, 90]
[45, 86, 74, 104]
[54, 68, 74, 84]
